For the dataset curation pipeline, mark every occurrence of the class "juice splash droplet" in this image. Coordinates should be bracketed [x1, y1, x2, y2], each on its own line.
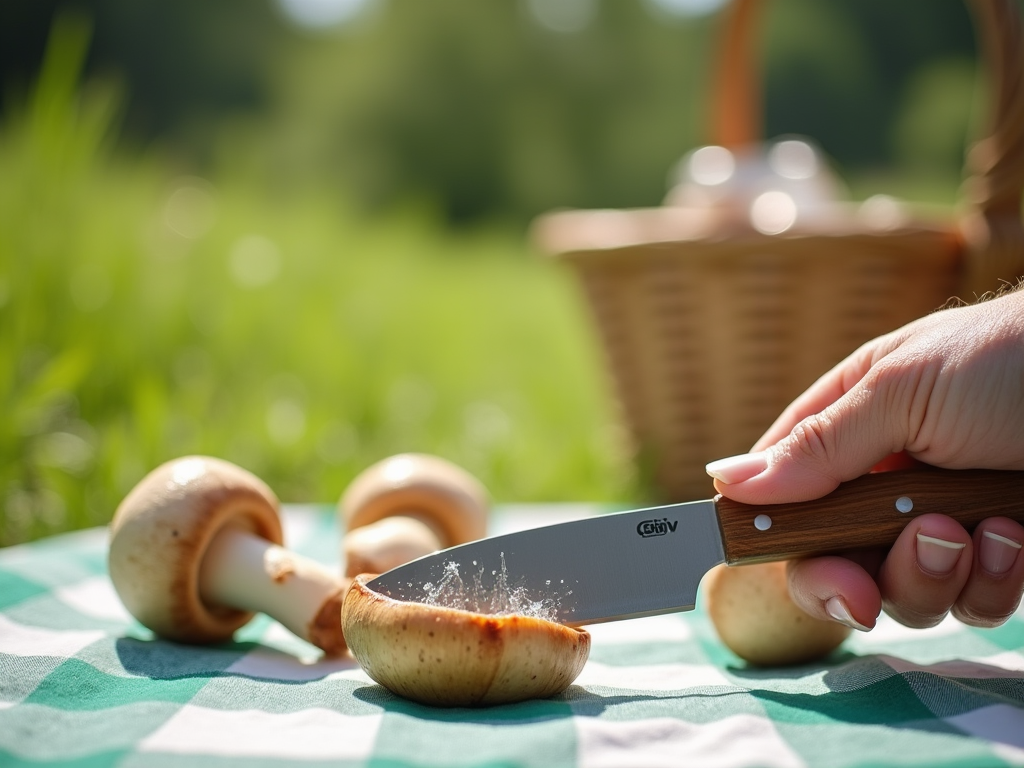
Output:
[415, 554, 564, 622]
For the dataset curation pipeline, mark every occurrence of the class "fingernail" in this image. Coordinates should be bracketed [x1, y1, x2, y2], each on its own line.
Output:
[706, 452, 768, 484]
[916, 534, 966, 575]
[979, 531, 1022, 576]
[825, 596, 871, 632]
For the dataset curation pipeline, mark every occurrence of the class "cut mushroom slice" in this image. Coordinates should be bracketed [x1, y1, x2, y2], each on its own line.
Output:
[342, 574, 591, 707]
[108, 456, 349, 655]
[339, 453, 489, 578]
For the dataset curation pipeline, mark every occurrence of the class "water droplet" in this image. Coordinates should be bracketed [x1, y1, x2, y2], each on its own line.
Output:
[408, 556, 567, 621]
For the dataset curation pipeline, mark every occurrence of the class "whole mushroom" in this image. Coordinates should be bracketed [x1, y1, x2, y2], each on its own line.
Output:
[703, 561, 851, 666]
[108, 456, 349, 655]
[339, 453, 488, 578]
[343, 575, 591, 707]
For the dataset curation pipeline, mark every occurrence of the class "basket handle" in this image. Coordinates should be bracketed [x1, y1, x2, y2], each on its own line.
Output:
[960, 0, 1024, 294]
[710, 0, 1024, 297]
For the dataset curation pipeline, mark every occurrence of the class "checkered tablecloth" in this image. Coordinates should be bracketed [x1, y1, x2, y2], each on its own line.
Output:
[2, 504, 1023, 767]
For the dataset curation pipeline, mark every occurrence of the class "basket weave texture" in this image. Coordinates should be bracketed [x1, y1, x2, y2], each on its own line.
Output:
[535, 0, 1024, 501]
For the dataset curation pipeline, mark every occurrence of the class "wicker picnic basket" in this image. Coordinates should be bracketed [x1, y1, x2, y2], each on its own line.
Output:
[534, 0, 1024, 501]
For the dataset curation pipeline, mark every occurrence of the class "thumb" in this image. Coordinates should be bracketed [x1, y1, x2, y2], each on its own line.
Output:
[706, 381, 908, 504]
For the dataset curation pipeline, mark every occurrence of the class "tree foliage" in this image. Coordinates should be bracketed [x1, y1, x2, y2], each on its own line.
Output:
[0, 0, 984, 221]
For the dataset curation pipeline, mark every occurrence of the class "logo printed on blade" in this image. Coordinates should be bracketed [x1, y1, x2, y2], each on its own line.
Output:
[636, 518, 679, 538]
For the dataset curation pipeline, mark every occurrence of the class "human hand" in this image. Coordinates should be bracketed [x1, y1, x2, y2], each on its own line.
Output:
[706, 287, 1024, 632]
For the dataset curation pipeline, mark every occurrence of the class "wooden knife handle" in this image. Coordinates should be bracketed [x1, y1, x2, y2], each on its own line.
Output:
[715, 467, 1024, 565]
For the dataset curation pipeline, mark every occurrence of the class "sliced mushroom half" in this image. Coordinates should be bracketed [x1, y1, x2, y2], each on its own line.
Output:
[343, 575, 590, 707]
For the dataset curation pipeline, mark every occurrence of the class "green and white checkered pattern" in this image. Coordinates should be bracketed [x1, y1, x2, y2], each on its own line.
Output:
[2, 505, 1023, 767]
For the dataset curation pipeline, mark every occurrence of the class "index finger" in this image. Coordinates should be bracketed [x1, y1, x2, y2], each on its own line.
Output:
[751, 336, 890, 452]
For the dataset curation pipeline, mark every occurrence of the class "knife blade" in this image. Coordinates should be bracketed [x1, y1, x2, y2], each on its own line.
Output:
[367, 467, 1024, 627]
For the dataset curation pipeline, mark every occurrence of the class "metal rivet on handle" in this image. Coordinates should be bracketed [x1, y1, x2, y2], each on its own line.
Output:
[895, 496, 914, 513]
[754, 514, 772, 531]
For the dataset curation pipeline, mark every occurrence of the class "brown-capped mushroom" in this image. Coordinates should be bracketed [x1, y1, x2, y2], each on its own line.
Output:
[342, 575, 590, 707]
[339, 453, 488, 578]
[703, 562, 850, 666]
[108, 456, 348, 655]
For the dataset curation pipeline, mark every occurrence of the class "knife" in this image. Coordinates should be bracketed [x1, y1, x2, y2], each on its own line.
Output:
[367, 467, 1024, 627]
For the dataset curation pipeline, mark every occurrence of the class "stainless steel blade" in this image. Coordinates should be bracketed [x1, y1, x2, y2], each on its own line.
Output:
[367, 500, 725, 626]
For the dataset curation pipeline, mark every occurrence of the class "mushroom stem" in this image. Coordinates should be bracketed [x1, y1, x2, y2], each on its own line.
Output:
[199, 526, 348, 655]
[343, 515, 444, 578]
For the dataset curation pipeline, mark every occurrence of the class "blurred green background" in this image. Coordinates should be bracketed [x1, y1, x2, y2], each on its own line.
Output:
[0, 0, 989, 545]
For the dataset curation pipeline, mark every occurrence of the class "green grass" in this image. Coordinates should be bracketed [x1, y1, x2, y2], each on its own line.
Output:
[0, 18, 638, 546]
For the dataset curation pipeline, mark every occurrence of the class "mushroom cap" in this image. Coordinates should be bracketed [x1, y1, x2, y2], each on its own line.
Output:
[108, 455, 282, 644]
[343, 575, 590, 707]
[340, 454, 488, 548]
[703, 562, 851, 667]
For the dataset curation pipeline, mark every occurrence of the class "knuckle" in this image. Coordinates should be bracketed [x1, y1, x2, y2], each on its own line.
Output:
[787, 414, 836, 465]
[950, 603, 1014, 629]
[866, 355, 933, 445]
[950, 586, 1022, 628]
